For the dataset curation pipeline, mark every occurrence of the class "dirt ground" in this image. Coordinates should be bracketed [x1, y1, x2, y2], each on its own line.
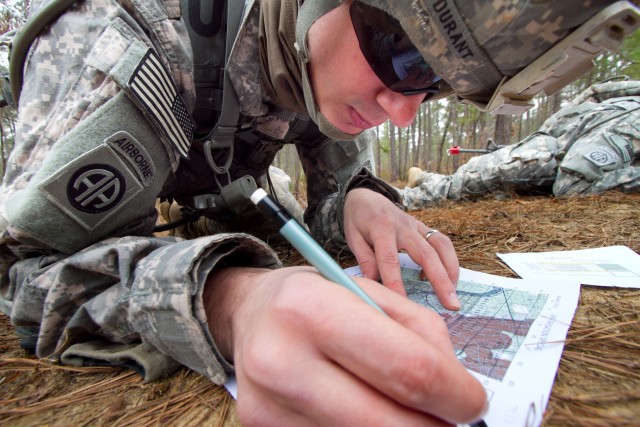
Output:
[1, 192, 639, 426]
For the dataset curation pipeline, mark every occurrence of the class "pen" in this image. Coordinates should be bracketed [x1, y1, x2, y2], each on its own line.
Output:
[250, 188, 386, 315]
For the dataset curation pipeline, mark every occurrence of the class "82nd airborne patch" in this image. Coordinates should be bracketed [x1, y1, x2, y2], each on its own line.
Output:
[40, 144, 144, 231]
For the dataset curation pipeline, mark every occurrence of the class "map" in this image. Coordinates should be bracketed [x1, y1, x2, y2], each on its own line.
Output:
[402, 268, 548, 380]
[345, 254, 581, 427]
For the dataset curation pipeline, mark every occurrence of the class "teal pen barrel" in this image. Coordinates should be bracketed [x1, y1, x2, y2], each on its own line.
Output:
[280, 220, 386, 314]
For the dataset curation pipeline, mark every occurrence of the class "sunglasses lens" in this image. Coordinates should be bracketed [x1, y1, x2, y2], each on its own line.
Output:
[350, 2, 441, 95]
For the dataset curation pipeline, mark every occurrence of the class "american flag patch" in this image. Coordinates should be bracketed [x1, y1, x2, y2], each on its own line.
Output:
[129, 49, 194, 158]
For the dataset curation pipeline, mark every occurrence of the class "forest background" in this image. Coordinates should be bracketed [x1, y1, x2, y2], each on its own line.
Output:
[2, 0, 640, 196]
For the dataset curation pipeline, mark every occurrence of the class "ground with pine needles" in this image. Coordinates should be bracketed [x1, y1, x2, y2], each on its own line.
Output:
[1, 192, 639, 426]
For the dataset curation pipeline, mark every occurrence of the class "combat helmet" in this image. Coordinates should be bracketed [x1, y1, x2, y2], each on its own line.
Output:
[382, 0, 640, 114]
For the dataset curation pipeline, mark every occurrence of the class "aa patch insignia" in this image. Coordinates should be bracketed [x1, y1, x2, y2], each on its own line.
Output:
[585, 146, 618, 167]
[40, 145, 143, 231]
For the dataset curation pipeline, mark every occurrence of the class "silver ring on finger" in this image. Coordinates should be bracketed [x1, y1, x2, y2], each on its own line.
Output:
[425, 229, 439, 241]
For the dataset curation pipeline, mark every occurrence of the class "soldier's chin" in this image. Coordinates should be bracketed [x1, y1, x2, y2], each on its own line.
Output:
[314, 110, 362, 141]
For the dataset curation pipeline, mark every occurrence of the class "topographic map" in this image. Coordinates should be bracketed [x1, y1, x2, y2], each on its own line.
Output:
[402, 268, 548, 381]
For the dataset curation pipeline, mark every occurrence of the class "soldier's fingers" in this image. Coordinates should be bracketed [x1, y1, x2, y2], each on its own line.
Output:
[364, 222, 406, 295]
[420, 229, 460, 285]
[314, 280, 487, 424]
[348, 230, 381, 283]
[405, 230, 460, 310]
[242, 357, 453, 427]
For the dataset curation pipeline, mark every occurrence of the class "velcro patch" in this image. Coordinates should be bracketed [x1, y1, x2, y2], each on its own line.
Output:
[128, 49, 194, 158]
[106, 131, 156, 186]
[40, 145, 143, 231]
[607, 134, 633, 163]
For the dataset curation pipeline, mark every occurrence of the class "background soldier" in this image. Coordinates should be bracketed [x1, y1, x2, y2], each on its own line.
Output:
[403, 79, 640, 210]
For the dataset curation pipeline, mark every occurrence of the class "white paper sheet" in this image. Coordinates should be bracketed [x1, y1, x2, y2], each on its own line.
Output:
[497, 245, 640, 288]
[226, 254, 581, 427]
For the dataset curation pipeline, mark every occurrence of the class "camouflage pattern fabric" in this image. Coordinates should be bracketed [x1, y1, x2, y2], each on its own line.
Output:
[402, 80, 640, 211]
[403, 133, 560, 210]
[379, 0, 619, 105]
[549, 81, 640, 196]
[0, 0, 385, 383]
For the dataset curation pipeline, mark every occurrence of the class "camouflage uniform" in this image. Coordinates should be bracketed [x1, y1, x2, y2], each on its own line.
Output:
[402, 80, 640, 211]
[0, 0, 398, 384]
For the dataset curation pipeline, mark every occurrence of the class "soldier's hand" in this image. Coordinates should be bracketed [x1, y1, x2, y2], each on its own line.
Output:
[343, 188, 461, 310]
[203, 266, 487, 427]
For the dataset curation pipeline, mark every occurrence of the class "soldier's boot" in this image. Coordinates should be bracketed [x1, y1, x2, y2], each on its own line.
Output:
[408, 167, 424, 188]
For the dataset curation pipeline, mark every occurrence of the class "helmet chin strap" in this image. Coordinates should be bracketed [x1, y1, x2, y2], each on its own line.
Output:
[295, 0, 364, 141]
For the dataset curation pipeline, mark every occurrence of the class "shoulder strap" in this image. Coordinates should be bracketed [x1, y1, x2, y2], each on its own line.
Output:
[181, 0, 243, 137]
[206, 0, 243, 156]
[182, 0, 245, 186]
[8, 0, 79, 108]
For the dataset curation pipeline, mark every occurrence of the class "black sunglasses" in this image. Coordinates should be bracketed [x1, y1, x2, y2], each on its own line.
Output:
[349, 1, 442, 97]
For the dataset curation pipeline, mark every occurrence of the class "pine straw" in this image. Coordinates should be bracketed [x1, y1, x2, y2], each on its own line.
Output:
[0, 344, 237, 427]
[1, 192, 639, 426]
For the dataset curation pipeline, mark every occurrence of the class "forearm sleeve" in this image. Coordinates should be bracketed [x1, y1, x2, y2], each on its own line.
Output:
[4, 233, 280, 383]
